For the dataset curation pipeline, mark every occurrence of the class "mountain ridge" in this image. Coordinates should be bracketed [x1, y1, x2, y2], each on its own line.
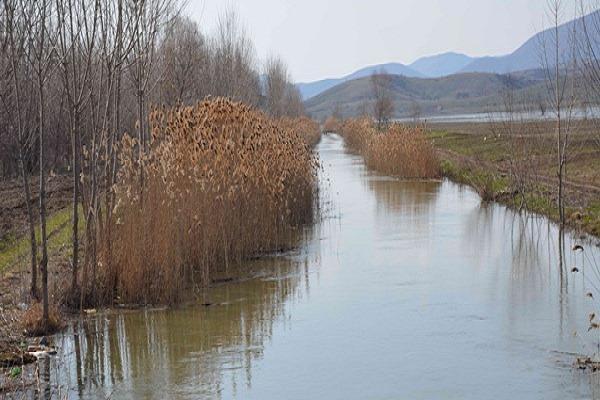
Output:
[298, 9, 600, 100]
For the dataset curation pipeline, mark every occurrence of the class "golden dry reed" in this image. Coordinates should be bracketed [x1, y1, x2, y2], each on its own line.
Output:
[322, 116, 342, 133]
[340, 118, 440, 179]
[101, 98, 319, 304]
[277, 116, 322, 147]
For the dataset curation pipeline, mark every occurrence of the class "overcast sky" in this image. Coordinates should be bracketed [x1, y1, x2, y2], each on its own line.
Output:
[187, 0, 587, 82]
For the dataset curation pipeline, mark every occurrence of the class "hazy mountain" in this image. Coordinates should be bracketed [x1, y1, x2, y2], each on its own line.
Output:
[304, 71, 546, 121]
[461, 10, 600, 74]
[409, 52, 474, 77]
[297, 63, 424, 100]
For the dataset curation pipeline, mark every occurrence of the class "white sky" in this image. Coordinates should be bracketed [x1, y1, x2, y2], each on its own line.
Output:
[187, 0, 587, 82]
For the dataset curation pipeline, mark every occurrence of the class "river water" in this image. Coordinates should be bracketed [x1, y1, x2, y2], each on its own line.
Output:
[35, 134, 600, 399]
[395, 107, 600, 124]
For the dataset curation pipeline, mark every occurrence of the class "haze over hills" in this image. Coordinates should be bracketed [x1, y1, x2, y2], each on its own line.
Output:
[304, 70, 548, 121]
[297, 63, 424, 100]
[459, 9, 600, 74]
[408, 52, 474, 78]
[299, 9, 600, 102]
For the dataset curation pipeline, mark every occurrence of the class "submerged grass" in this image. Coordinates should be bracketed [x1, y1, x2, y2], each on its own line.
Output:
[339, 118, 440, 179]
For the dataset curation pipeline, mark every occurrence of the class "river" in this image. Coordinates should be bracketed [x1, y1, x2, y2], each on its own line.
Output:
[31, 133, 600, 399]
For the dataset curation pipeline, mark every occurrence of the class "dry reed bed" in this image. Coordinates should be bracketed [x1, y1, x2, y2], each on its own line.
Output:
[340, 118, 440, 179]
[276, 116, 322, 147]
[323, 116, 342, 133]
[99, 99, 319, 304]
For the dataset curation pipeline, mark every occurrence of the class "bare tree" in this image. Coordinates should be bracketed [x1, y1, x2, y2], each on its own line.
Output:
[283, 83, 305, 117]
[159, 15, 208, 105]
[211, 10, 260, 106]
[370, 70, 394, 130]
[264, 56, 289, 118]
[30, 0, 56, 327]
[54, 0, 102, 296]
[543, 0, 579, 227]
[2, 0, 39, 298]
[409, 99, 422, 125]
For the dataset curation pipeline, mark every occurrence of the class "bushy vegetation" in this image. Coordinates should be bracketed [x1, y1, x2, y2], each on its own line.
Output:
[94, 99, 319, 304]
[340, 119, 440, 179]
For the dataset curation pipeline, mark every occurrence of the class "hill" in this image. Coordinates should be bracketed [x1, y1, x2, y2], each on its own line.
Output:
[460, 10, 600, 74]
[304, 70, 547, 121]
[409, 52, 474, 77]
[297, 63, 424, 100]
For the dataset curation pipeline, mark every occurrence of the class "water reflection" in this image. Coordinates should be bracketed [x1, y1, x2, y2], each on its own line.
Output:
[42, 254, 317, 399]
[28, 133, 600, 399]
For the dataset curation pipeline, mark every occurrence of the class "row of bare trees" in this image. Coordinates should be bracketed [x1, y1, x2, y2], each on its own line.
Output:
[0, 1, 305, 328]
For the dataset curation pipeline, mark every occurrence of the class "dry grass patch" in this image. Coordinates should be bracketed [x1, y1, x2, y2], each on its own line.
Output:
[21, 303, 63, 337]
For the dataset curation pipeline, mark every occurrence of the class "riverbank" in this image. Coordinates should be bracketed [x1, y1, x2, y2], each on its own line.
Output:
[0, 103, 322, 391]
[427, 121, 600, 237]
[9, 133, 599, 399]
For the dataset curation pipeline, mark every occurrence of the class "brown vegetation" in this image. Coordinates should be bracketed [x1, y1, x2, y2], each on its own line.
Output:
[21, 303, 63, 337]
[323, 116, 343, 133]
[92, 99, 318, 304]
[340, 118, 440, 178]
[277, 116, 322, 147]
[0, 0, 317, 336]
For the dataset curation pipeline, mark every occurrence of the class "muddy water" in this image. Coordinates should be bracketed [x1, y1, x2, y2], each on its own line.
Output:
[41, 134, 600, 399]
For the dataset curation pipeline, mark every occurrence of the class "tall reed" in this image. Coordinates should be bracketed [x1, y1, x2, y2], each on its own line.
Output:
[340, 118, 440, 178]
[323, 116, 342, 133]
[99, 98, 318, 304]
[277, 116, 322, 147]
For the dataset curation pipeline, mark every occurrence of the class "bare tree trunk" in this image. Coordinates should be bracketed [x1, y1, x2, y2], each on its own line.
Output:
[39, 72, 49, 327]
[20, 157, 38, 299]
[71, 114, 80, 294]
[4, 0, 40, 299]
[554, 9, 565, 228]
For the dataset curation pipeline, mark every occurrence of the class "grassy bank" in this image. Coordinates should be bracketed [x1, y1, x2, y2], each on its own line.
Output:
[0, 208, 78, 275]
[428, 124, 600, 237]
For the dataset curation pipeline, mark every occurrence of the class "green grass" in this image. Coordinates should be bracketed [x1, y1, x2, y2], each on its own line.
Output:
[436, 136, 600, 237]
[0, 207, 81, 273]
[429, 130, 510, 162]
[440, 159, 509, 201]
[580, 202, 600, 236]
